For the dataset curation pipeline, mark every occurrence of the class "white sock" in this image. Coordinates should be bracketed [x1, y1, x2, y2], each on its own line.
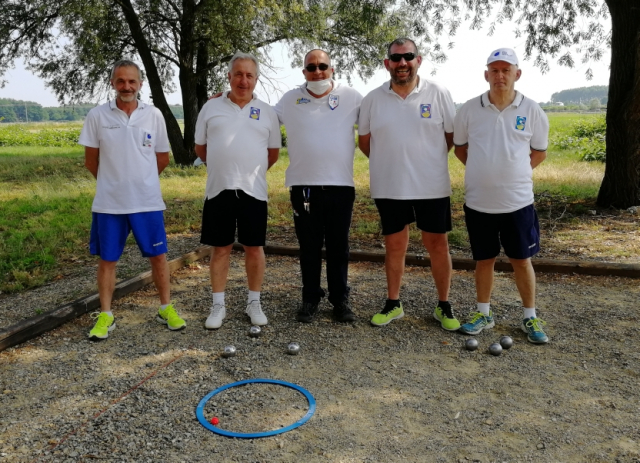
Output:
[212, 292, 225, 307]
[477, 302, 491, 315]
[103, 311, 113, 317]
[160, 304, 169, 310]
[523, 307, 537, 319]
[248, 290, 260, 304]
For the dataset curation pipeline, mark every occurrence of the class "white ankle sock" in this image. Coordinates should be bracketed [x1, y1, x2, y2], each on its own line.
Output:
[248, 290, 260, 304]
[523, 307, 536, 319]
[103, 311, 113, 317]
[212, 292, 225, 306]
[477, 303, 491, 315]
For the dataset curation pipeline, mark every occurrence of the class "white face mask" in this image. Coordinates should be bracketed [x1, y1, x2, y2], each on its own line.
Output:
[306, 78, 333, 95]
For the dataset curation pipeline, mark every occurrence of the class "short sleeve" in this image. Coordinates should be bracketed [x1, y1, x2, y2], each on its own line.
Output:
[153, 109, 170, 152]
[78, 109, 100, 148]
[530, 105, 549, 151]
[194, 102, 209, 145]
[267, 107, 282, 149]
[273, 97, 284, 125]
[441, 88, 456, 133]
[453, 104, 468, 146]
[358, 94, 372, 136]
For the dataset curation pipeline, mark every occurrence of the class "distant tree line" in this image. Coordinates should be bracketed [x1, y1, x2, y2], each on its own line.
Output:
[550, 86, 608, 105]
[0, 98, 184, 122]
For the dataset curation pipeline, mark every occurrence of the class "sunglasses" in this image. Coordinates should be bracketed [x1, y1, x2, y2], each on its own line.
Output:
[388, 53, 417, 62]
[305, 63, 330, 72]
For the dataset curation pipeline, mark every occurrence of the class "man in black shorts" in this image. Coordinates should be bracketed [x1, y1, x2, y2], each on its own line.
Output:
[194, 52, 281, 329]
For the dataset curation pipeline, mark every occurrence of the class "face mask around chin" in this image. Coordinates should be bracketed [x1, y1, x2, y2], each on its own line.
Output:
[306, 78, 332, 95]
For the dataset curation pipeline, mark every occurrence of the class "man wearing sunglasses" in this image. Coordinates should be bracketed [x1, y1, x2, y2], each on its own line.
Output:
[453, 48, 550, 344]
[358, 38, 459, 331]
[274, 49, 363, 323]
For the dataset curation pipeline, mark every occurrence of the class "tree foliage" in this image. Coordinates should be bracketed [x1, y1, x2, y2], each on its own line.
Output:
[551, 85, 609, 104]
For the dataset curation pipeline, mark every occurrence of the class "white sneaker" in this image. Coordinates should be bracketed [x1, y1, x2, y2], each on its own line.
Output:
[205, 304, 225, 329]
[246, 300, 268, 326]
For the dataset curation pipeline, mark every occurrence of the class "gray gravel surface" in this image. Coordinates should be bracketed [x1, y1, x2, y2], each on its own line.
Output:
[2, 253, 640, 462]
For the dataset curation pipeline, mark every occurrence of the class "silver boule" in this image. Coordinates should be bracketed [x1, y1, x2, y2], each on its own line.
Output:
[488, 342, 503, 356]
[222, 345, 237, 358]
[287, 342, 300, 355]
[248, 326, 262, 337]
[499, 336, 513, 349]
[464, 338, 479, 351]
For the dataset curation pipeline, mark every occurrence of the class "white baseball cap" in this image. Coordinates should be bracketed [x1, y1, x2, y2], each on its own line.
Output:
[487, 48, 519, 66]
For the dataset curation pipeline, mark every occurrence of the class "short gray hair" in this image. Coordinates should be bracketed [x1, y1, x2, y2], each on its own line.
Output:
[387, 38, 419, 56]
[110, 60, 143, 80]
[228, 52, 261, 77]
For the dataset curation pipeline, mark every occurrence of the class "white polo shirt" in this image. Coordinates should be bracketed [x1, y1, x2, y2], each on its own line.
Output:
[358, 77, 456, 199]
[274, 81, 362, 187]
[194, 92, 281, 202]
[453, 91, 549, 213]
[79, 100, 170, 214]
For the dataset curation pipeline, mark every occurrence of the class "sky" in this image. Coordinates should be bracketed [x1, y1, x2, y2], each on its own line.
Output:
[0, 21, 611, 107]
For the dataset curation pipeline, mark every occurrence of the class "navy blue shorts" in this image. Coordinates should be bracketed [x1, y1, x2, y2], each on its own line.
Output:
[464, 204, 540, 260]
[90, 211, 168, 261]
[200, 189, 267, 247]
[374, 197, 452, 235]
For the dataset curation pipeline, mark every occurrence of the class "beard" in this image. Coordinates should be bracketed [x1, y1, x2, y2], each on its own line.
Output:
[390, 67, 417, 86]
[117, 90, 138, 102]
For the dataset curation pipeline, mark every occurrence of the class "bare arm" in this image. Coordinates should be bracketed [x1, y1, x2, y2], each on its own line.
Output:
[267, 148, 279, 169]
[156, 152, 170, 174]
[530, 149, 547, 169]
[454, 144, 468, 165]
[84, 147, 99, 179]
[445, 132, 454, 152]
[195, 144, 207, 163]
[358, 133, 371, 158]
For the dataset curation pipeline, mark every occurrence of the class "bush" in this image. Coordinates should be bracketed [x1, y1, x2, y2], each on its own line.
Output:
[0, 125, 81, 147]
[553, 115, 606, 162]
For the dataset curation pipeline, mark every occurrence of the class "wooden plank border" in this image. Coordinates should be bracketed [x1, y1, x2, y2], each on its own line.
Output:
[2, 244, 639, 352]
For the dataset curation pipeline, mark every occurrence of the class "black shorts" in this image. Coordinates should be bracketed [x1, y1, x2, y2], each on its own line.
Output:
[374, 197, 452, 235]
[200, 189, 267, 247]
[464, 204, 540, 261]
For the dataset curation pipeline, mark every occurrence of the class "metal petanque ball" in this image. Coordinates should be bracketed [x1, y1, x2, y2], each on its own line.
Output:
[499, 336, 514, 349]
[287, 342, 300, 355]
[464, 338, 479, 351]
[248, 326, 262, 338]
[222, 345, 237, 358]
[488, 342, 503, 356]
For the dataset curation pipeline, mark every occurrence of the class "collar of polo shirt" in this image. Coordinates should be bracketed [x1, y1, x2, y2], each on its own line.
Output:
[480, 90, 524, 109]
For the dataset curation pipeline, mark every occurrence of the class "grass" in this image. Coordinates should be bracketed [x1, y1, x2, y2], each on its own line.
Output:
[0, 113, 606, 292]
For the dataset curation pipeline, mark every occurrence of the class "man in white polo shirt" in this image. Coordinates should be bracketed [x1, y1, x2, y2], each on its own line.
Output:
[453, 47, 550, 344]
[195, 52, 281, 329]
[358, 38, 460, 331]
[79, 59, 186, 341]
[275, 49, 362, 323]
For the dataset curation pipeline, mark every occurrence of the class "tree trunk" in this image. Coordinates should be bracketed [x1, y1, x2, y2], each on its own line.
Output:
[597, 0, 640, 208]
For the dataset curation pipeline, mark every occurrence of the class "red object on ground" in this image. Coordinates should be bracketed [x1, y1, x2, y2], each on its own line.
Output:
[210, 417, 219, 425]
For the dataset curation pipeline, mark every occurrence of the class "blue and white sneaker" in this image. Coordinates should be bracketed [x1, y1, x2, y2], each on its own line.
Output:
[521, 317, 549, 344]
[459, 311, 495, 335]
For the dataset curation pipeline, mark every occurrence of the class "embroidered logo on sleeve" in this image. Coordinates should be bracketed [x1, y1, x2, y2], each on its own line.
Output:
[250, 107, 261, 120]
[515, 116, 526, 131]
[420, 104, 431, 118]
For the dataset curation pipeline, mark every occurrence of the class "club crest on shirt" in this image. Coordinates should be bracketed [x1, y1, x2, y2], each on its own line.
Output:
[250, 107, 260, 120]
[420, 104, 431, 118]
[296, 97, 311, 105]
[515, 116, 526, 131]
[328, 94, 339, 110]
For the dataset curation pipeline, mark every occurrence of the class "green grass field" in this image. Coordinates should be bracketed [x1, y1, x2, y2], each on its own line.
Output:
[0, 114, 605, 292]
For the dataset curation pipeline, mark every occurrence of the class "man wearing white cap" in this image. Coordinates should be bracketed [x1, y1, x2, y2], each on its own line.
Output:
[453, 48, 550, 343]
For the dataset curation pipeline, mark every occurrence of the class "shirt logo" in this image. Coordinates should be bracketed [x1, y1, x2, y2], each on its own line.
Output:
[142, 132, 152, 148]
[102, 125, 120, 129]
[515, 116, 526, 131]
[296, 97, 311, 105]
[250, 107, 260, 120]
[420, 104, 431, 118]
[328, 94, 339, 110]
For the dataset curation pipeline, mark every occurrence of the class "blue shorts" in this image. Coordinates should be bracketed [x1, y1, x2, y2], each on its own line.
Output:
[464, 204, 540, 261]
[90, 211, 168, 261]
[374, 197, 452, 235]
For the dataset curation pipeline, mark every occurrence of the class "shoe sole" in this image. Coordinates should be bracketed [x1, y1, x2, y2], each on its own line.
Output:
[296, 315, 314, 323]
[156, 316, 186, 331]
[459, 319, 495, 335]
[247, 316, 268, 326]
[433, 310, 461, 331]
[89, 322, 116, 341]
[521, 324, 549, 344]
[370, 312, 404, 326]
[204, 320, 223, 329]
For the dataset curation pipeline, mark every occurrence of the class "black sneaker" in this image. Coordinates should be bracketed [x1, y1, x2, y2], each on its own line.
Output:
[333, 301, 356, 322]
[296, 302, 319, 323]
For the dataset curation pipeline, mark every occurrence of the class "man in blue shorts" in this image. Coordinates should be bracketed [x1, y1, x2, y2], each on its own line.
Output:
[453, 48, 550, 343]
[79, 59, 186, 340]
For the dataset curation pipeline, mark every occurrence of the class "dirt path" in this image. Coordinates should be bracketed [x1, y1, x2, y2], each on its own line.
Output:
[1, 253, 640, 462]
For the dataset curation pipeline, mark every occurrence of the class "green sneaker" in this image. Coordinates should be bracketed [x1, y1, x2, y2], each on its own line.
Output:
[156, 303, 186, 331]
[433, 304, 461, 331]
[371, 300, 404, 326]
[88, 312, 115, 340]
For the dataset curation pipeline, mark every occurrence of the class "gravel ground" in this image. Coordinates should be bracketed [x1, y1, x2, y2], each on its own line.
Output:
[2, 252, 640, 462]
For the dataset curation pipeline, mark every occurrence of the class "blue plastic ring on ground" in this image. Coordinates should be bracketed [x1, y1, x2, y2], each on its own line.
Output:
[196, 378, 316, 438]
